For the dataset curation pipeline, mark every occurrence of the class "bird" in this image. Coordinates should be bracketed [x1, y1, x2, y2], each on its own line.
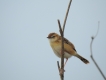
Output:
[47, 32, 89, 67]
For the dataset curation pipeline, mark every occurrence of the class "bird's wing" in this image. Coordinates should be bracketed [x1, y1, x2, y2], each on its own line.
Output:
[62, 37, 77, 55]
[58, 36, 77, 54]
[63, 37, 77, 52]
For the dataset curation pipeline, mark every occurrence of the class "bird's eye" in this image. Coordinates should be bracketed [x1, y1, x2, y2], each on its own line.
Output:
[51, 36, 55, 38]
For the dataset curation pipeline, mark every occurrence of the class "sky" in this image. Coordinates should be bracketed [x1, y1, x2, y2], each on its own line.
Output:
[0, 0, 106, 80]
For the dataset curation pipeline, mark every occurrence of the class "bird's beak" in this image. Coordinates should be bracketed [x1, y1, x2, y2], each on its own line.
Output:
[47, 36, 50, 38]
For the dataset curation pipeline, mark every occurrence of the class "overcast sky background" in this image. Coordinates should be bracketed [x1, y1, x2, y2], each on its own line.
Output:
[0, 0, 106, 80]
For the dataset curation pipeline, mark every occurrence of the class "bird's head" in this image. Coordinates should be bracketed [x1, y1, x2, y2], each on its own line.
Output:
[47, 33, 60, 42]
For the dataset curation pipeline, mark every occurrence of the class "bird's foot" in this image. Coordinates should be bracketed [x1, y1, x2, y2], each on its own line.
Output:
[59, 68, 65, 75]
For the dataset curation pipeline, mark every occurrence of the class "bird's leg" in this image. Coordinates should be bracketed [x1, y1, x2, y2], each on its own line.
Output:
[59, 68, 65, 75]
[64, 58, 68, 67]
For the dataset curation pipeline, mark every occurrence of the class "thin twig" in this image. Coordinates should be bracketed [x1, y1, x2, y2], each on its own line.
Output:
[90, 21, 100, 56]
[58, 20, 63, 34]
[90, 21, 106, 80]
[95, 21, 100, 38]
[57, 61, 60, 71]
[57, 20, 64, 80]
[57, 0, 72, 80]
[63, 0, 72, 33]
[60, 26, 64, 79]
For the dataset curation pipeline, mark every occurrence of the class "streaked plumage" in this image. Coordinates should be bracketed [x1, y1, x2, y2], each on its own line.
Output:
[47, 32, 89, 64]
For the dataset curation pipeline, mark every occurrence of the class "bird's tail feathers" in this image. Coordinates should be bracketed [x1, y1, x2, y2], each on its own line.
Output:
[75, 53, 89, 64]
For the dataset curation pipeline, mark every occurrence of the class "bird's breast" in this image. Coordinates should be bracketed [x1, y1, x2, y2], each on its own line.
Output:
[50, 42, 72, 58]
[51, 43, 61, 58]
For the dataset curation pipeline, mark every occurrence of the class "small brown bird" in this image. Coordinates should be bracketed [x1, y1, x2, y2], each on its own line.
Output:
[47, 32, 89, 67]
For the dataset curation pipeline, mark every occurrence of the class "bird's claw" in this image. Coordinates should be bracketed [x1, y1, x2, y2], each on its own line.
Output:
[59, 68, 65, 75]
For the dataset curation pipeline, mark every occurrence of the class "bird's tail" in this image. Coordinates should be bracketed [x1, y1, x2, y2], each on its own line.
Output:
[75, 54, 89, 64]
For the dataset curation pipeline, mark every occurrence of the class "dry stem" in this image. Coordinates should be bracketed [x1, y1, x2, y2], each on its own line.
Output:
[57, 0, 72, 80]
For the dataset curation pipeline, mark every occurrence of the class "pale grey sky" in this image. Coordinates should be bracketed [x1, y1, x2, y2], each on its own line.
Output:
[0, 0, 106, 80]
